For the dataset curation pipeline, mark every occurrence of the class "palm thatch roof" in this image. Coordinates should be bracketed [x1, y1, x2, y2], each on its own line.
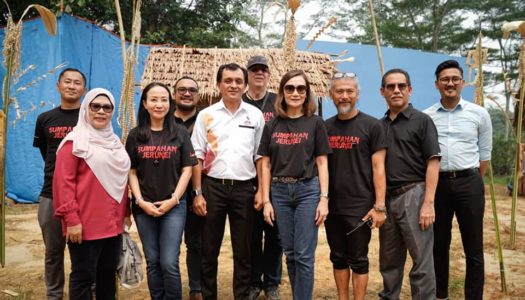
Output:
[141, 46, 336, 105]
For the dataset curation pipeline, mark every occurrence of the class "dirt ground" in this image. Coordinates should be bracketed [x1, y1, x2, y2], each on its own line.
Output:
[1, 184, 524, 299]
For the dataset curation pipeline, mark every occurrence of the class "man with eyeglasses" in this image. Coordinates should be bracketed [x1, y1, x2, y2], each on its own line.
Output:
[173, 76, 204, 300]
[378, 68, 441, 300]
[324, 72, 387, 300]
[242, 55, 282, 300]
[424, 60, 492, 300]
[33, 68, 87, 299]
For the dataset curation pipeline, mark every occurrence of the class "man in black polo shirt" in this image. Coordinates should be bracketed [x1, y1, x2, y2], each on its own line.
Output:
[378, 68, 441, 300]
[33, 68, 86, 299]
[242, 55, 282, 300]
[173, 76, 203, 300]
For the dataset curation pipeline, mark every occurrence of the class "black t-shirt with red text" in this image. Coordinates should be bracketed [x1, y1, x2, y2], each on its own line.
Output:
[325, 112, 387, 216]
[258, 115, 331, 178]
[33, 107, 79, 198]
[242, 91, 277, 123]
[126, 125, 197, 204]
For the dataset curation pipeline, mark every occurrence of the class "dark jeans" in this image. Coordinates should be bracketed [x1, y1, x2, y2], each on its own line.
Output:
[201, 176, 255, 300]
[67, 235, 121, 300]
[250, 209, 283, 290]
[38, 196, 66, 300]
[184, 192, 203, 295]
[134, 199, 187, 300]
[271, 177, 320, 300]
[434, 171, 485, 300]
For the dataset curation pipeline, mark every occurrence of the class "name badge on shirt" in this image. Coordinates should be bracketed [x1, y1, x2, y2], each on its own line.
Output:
[239, 116, 255, 129]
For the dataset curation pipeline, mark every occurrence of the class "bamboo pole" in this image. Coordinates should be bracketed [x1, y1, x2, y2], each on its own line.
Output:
[509, 23, 525, 247]
[368, 0, 384, 76]
[0, 46, 14, 268]
[475, 32, 507, 292]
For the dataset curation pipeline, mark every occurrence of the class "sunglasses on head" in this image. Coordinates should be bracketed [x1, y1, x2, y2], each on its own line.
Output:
[89, 102, 114, 113]
[333, 72, 357, 79]
[284, 84, 307, 95]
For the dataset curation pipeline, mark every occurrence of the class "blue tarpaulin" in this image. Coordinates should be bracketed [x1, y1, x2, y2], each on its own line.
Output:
[0, 14, 151, 203]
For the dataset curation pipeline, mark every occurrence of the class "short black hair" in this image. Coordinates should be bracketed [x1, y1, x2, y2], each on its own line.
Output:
[381, 68, 411, 88]
[435, 60, 463, 80]
[174, 76, 199, 90]
[216, 63, 248, 85]
[58, 68, 87, 86]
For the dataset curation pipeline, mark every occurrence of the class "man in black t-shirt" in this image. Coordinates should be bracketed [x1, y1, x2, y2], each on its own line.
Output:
[243, 55, 282, 300]
[173, 76, 203, 300]
[33, 68, 86, 299]
[378, 69, 441, 300]
[325, 72, 387, 300]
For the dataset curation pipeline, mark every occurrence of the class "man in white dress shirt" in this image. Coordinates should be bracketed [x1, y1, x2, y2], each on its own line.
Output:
[191, 63, 265, 300]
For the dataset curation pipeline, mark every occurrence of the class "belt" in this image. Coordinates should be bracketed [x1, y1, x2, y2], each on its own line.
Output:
[272, 177, 306, 184]
[205, 175, 253, 186]
[439, 168, 478, 179]
[388, 182, 419, 197]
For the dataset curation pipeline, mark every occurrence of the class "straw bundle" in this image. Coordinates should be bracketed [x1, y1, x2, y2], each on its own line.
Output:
[283, 0, 301, 70]
[141, 47, 335, 110]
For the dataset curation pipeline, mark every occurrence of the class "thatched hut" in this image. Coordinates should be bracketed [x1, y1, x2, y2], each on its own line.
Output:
[141, 47, 336, 113]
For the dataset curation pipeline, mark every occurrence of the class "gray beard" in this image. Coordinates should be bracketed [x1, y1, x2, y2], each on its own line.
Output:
[337, 105, 352, 115]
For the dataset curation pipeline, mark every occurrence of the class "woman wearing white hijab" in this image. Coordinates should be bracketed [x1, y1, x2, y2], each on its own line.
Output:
[53, 88, 130, 300]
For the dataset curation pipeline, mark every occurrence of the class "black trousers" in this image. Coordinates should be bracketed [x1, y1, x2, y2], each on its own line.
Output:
[433, 171, 485, 300]
[201, 176, 255, 300]
[67, 235, 121, 300]
[250, 209, 283, 289]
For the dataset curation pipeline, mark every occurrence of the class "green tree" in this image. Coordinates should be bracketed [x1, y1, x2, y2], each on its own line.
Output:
[1, 0, 255, 47]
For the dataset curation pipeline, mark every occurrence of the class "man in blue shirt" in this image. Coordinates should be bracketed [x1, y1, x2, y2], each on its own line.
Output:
[424, 60, 492, 300]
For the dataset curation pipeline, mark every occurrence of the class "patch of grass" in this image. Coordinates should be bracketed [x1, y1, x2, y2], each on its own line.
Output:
[449, 276, 465, 298]
[485, 175, 510, 186]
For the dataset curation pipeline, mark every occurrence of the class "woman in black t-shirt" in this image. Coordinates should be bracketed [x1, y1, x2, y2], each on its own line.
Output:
[257, 70, 331, 300]
[126, 82, 197, 300]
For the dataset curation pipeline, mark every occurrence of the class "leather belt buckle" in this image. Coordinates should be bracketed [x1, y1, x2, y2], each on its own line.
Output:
[221, 178, 235, 186]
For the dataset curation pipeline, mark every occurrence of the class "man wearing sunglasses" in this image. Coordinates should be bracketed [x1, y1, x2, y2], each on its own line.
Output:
[324, 72, 387, 300]
[242, 55, 282, 300]
[173, 76, 204, 300]
[378, 68, 441, 300]
[33, 68, 87, 299]
[424, 60, 492, 300]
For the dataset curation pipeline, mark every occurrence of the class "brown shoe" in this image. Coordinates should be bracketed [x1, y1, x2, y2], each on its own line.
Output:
[190, 292, 203, 300]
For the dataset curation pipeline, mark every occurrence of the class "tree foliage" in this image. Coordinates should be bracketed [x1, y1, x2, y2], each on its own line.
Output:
[1, 0, 254, 47]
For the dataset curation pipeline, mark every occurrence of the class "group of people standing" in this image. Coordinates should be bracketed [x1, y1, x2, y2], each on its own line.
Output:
[34, 56, 491, 300]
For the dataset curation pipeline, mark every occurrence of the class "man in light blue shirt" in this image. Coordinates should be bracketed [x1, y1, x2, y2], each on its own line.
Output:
[424, 60, 492, 300]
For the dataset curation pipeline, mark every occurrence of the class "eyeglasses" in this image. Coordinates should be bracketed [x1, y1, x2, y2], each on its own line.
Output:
[333, 72, 357, 79]
[249, 66, 269, 73]
[384, 83, 409, 92]
[438, 77, 463, 85]
[284, 85, 307, 95]
[89, 102, 114, 113]
[176, 87, 199, 95]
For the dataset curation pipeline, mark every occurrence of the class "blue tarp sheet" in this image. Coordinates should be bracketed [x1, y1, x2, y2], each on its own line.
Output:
[0, 14, 151, 203]
[297, 40, 474, 119]
[0, 15, 473, 203]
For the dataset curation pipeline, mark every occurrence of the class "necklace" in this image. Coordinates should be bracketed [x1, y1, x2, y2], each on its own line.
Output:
[150, 130, 165, 167]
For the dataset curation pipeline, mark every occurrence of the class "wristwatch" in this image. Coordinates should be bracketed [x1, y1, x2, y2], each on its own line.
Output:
[374, 204, 387, 213]
[320, 192, 329, 198]
[192, 188, 203, 197]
